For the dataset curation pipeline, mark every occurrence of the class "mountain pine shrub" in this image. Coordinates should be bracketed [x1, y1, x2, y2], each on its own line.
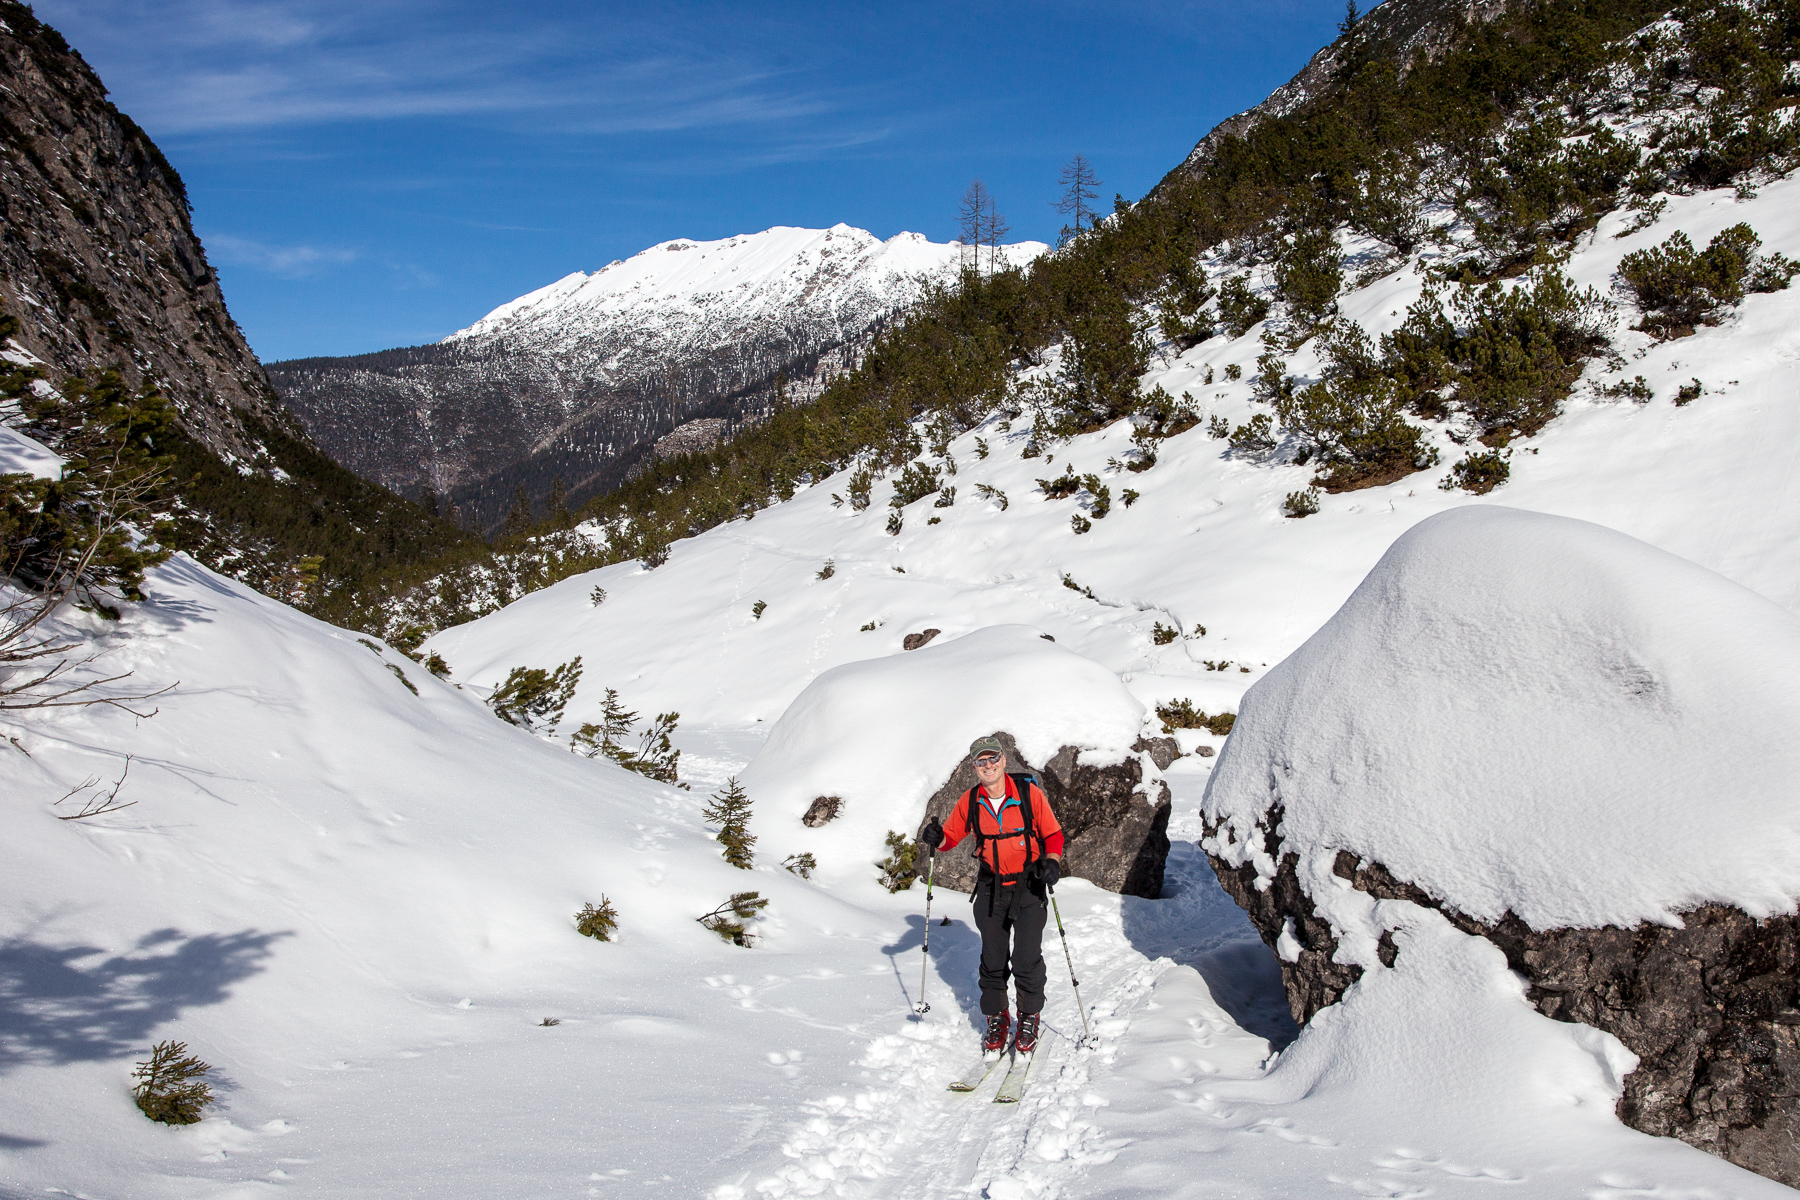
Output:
[703, 776, 756, 869]
[783, 852, 816, 879]
[1275, 323, 1438, 491]
[131, 1041, 214, 1124]
[1617, 224, 1798, 338]
[1228, 413, 1276, 455]
[816, 558, 835, 580]
[751, 600, 766, 619]
[1283, 487, 1322, 518]
[575, 897, 618, 941]
[1070, 514, 1092, 535]
[1157, 699, 1236, 736]
[698, 892, 768, 946]
[973, 483, 1008, 510]
[1157, 259, 1217, 349]
[1218, 275, 1269, 338]
[489, 657, 582, 730]
[891, 462, 941, 507]
[1442, 448, 1512, 494]
[876, 830, 920, 892]
[1152, 622, 1178, 645]
[1274, 227, 1343, 327]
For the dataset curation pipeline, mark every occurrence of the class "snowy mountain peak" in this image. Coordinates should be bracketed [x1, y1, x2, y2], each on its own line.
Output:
[442, 223, 1046, 348]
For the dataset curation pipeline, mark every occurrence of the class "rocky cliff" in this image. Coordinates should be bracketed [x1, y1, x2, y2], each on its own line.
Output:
[0, 0, 286, 457]
[0, 3, 470, 605]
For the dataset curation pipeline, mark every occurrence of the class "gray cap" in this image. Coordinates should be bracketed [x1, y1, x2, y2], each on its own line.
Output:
[969, 736, 1004, 758]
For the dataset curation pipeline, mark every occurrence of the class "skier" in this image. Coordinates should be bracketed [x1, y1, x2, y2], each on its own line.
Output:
[918, 736, 1065, 1058]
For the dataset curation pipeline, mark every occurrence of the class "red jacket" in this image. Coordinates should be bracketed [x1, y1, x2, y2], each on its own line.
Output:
[937, 774, 1064, 883]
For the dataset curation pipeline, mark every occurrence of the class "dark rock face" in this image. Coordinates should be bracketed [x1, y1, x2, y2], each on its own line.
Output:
[1205, 820, 1800, 1187]
[0, 4, 286, 458]
[902, 629, 941, 651]
[919, 731, 1170, 898]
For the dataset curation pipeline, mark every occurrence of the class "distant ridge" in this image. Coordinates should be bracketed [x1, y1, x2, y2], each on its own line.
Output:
[270, 225, 1045, 531]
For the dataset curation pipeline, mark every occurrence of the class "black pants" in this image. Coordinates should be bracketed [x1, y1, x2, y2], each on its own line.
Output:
[972, 876, 1047, 1015]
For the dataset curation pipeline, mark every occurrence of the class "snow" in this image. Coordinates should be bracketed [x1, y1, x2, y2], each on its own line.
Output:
[1203, 506, 1800, 930]
[0, 422, 61, 478]
[444, 224, 1048, 351]
[11, 158, 1800, 1200]
[740, 625, 1145, 881]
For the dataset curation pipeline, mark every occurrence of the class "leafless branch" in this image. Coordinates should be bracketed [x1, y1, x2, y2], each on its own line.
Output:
[54, 756, 137, 820]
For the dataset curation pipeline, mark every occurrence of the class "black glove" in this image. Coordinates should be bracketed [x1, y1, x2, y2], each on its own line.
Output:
[919, 819, 944, 850]
[1036, 857, 1062, 888]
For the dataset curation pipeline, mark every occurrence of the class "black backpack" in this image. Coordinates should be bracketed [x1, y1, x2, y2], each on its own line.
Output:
[960, 773, 1046, 886]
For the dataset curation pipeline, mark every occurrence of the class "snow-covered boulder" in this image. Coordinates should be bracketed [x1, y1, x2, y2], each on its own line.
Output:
[1201, 506, 1800, 1184]
[741, 625, 1165, 892]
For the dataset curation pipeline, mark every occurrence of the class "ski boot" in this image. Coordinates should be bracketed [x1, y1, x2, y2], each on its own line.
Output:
[983, 1011, 1011, 1056]
[1014, 1011, 1040, 1054]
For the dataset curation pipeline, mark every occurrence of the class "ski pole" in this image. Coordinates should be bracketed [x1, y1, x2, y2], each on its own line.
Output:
[1048, 886, 1096, 1047]
[915, 846, 936, 1014]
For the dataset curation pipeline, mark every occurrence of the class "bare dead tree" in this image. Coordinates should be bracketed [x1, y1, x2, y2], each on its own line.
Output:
[981, 195, 1011, 278]
[958, 179, 991, 275]
[54, 756, 137, 820]
[1053, 154, 1102, 245]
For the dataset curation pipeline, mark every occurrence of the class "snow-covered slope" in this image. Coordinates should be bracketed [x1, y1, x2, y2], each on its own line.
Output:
[268, 226, 1047, 528]
[412, 173, 1800, 1195]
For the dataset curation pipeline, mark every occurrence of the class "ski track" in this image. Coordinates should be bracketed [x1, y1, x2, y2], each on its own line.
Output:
[715, 777, 1272, 1200]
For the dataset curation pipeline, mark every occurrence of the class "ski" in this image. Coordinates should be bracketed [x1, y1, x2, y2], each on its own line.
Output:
[993, 1051, 1033, 1103]
[948, 1052, 1003, 1092]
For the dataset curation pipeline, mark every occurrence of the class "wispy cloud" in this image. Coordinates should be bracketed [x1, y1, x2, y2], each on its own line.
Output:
[37, 0, 858, 140]
[204, 233, 356, 276]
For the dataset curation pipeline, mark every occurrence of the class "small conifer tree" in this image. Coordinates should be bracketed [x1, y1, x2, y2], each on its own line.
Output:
[132, 1041, 215, 1125]
[703, 776, 756, 868]
[876, 830, 920, 892]
[488, 657, 583, 731]
[575, 897, 619, 941]
[698, 891, 768, 946]
[783, 852, 816, 879]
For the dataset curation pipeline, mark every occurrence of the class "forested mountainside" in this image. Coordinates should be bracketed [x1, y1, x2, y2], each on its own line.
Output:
[0, 1, 473, 599]
[338, 0, 1800, 645]
[268, 227, 1044, 533]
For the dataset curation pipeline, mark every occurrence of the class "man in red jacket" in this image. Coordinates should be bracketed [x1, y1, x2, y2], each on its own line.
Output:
[919, 736, 1065, 1056]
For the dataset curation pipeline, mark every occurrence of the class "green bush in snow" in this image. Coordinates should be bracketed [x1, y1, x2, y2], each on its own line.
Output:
[132, 1041, 215, 1125]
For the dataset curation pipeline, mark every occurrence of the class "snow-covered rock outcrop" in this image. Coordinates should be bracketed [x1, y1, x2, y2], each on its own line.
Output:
[269, 225, 1046, 528]
[740, 626, 1149, 883]
[1202, 505, 1800, 1182]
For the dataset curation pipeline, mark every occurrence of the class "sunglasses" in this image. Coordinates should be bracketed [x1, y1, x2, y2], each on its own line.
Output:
[974, 753, 1003, 767]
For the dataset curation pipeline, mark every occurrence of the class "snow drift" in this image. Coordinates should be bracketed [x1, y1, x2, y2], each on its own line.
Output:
[1204, 504, 1800, 931]
[740, 625, 1145, 880]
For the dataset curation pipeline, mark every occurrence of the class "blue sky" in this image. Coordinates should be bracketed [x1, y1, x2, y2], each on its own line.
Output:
[38, 1, 1347, 362]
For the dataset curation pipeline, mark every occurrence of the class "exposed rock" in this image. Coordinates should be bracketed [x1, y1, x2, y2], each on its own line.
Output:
[1194, 744, 1215, 758]
[800, 796, 841, 828]
[0, 3, 288, 459]
[653, 418, 729, 461]
[902, 628, 941, 651]
[1205, 825, 1800, 1187]
[1131, 735, 1182, 772]
[919, 731, 1169, 898]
